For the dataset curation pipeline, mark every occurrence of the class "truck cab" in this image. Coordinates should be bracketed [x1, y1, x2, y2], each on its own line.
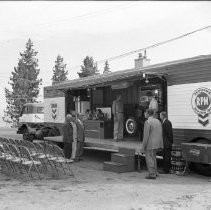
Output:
[19, 103, 44, 124]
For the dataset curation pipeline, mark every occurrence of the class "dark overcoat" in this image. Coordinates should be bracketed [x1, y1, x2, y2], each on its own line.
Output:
[162, 119, 173, 148]
[62, 122, 73, 143]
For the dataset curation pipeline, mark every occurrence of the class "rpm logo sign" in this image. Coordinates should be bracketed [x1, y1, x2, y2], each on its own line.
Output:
[51, 103, 59, 120]
[191, 87, 211, 126]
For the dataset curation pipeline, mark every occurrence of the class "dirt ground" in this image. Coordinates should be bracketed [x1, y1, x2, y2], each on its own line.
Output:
[0, 127, 211, 210]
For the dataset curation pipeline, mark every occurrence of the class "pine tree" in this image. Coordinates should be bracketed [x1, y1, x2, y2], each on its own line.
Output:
[103, 60, 111, 74]
[51, 54, 68, 85]
[3, 39, 42, 126]
[77, 56, 99, 78]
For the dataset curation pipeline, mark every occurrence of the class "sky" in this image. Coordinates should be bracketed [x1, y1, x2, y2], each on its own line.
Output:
[0, 1, 211, 126]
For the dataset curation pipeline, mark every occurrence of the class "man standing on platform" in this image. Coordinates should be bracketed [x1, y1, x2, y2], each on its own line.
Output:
[112, 94, 124, 141]
[69, 114, 77, 161]
[142, 109, 163, 179]
[160, 111, 173, 174]
[146, 91, 158, 118]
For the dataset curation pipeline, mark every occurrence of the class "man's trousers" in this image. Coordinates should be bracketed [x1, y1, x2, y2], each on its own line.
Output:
[163, 147, 172, 173]
[63, 142, 72, 159]
[145, 149, 157, 177]
[71, 140, 77, 160]
[113, 113, 123, 140]
[75, 142, 84, 160]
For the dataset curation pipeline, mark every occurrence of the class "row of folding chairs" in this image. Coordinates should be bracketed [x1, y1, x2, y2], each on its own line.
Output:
[0, 137, 74, 180]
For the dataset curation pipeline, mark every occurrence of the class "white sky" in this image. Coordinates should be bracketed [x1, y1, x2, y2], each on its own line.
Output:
[0, 1, 211, 126]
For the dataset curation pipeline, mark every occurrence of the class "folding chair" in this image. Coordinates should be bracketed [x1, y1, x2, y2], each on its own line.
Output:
[2, 143, 17, 173]
[7, 144, 24, 175]
[18, 146, 42, 180]
[8, 138, 16, 145]
[0, 145, 10, 172]
[33, 142, 49, 172]
[0, 137, 4, 147]
[40, 142, 61, 174]
[52, 144, 74, 176]
[3, 138, 10, 144]
[24, 140, 39, 157]
[19, 140, 28, 147]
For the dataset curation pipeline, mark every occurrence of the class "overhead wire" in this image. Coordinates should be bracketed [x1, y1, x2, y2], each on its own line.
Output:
[97, 25, 211, 63]
[30, 2, 139, 29]
[1, 24, 211, 98]
[2, 24, 209, 84]
[69, 24, 211, 71]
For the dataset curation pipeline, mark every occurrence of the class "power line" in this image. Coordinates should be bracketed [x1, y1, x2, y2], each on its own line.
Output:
[97, 25, 211, 63]
[31, 2, 138, 29]
[70, 24, 211, 70]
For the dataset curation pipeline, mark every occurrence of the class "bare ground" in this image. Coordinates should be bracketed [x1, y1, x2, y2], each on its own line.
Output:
[0, 127, 211, 210]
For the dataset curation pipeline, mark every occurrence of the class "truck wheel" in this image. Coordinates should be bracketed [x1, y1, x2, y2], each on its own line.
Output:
[23, 133, 34, 142]
[125, 117, 137, 136]
[23, 133, 28, 140]
[191, 138, 211, 176]
[48, 127, 60, 137]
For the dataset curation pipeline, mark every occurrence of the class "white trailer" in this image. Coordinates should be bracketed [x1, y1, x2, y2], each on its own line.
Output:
[41, 54, 211, 175]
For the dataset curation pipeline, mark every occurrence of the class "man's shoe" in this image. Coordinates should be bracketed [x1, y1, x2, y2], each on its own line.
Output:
[145, 175, 156, 179]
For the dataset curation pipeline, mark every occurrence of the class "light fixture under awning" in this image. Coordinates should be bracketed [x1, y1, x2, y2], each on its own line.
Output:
[111, 81, 132, 90]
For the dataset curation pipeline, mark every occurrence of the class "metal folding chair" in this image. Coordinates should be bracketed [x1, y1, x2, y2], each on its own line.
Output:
[24, 140, 39, 157]
[33, 142, 49, 172]
[18, 146, 42, 180]
[8, 138, 16, 145]
[15, 139, 27, 148]
[52, 144, 74, 176]
[2, 143, 17, 173]
[8, 144, 24, 174]
[0, 145, 10, 172]
[40, 143, 61, 174]
[3, 138, 10, 144]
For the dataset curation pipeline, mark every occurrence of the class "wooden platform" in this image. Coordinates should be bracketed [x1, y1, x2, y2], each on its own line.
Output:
[44, 136, 142, 154]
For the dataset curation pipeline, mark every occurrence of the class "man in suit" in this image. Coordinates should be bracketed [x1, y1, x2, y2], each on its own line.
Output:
[112, 94, 124, 141]
[146, 91, 158, 118]
[75, 113, 85, 161]
[160, 111, 173, 174]
[142, 109, 163, 179]
[63, 114, 74, 159]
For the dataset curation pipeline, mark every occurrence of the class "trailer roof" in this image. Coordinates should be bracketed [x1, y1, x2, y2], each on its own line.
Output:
[46, 54, 211, 90]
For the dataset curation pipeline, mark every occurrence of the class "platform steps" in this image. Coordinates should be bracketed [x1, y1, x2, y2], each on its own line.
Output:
[103, 148, 135, 173]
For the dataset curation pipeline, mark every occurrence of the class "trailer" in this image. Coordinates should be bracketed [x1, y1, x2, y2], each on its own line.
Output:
[22, 53, 211, 175]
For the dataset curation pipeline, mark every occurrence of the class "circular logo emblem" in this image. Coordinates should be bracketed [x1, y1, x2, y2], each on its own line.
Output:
[191, 87, 211, 116]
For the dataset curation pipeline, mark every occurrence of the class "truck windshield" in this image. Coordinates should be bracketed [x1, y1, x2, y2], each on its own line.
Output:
[22, 106, 28, 114]
[37, 107, 44, 113]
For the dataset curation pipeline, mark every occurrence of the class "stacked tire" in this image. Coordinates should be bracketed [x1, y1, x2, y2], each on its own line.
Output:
[171, 145, 186, 175]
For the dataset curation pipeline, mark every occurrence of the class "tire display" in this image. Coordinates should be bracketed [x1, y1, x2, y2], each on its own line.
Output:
[125, 117, 137, 136]
[191, 138, 211, 176]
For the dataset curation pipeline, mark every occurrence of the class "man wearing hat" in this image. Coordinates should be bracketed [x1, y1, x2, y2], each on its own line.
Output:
[112, 94, 124, 141]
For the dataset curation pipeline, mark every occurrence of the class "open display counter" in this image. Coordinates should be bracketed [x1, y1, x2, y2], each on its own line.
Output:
[84, 120, 113, 139]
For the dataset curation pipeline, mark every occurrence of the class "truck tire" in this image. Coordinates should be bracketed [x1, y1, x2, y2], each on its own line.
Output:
[23, 133, 35, 142]
[125, 117, 137, 136]
[191, 138, 211, 176]
[48, 127, 60, 137]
